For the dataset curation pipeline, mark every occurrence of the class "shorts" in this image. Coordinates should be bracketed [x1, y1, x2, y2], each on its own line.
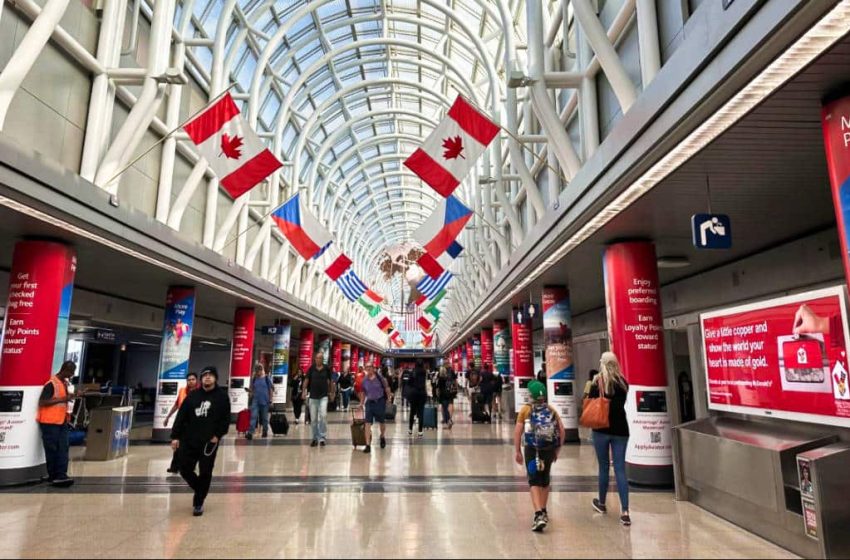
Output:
[364, 398, 387, 424]
[524, 446, 555, 487]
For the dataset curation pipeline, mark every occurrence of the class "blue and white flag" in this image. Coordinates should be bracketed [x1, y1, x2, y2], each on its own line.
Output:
[336, 269, 367, 302]
[417, 271, 453, 300]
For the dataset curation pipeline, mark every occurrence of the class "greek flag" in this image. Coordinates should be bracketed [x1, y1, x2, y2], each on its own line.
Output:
[416, 271, 452, 300]
[336, 269, 367, 302]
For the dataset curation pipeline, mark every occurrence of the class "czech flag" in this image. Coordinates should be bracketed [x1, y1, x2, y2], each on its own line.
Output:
[272, 194, 333, 261]
[413, 196, 472, 257]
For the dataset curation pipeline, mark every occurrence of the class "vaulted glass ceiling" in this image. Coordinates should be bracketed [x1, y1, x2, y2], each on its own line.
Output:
[176, 0, 518, 312]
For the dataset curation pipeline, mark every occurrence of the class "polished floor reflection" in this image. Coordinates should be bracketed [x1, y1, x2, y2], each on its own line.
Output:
[0, 400, 797, 559]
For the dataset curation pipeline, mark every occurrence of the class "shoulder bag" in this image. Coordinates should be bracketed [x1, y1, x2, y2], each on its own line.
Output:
[579, 377, 610, 430]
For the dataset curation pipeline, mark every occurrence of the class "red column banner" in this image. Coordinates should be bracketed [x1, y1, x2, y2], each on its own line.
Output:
[0, 241, 76, 481]
[603, 241, 672, 483]
[466, 339, 474, 369]
[493, 320, 510, 375]
[352, 346, 360, 370]
[480, 328, 493, 368]
[229, 308, 255, 412]
[331, 339, 342, 372]
[298, 328, 314, 373]
[822, 93, 850, 290]
[341, 342, 351, 372]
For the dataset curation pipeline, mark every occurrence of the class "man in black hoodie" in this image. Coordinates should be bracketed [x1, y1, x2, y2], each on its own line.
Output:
[170, 366, 231, 516]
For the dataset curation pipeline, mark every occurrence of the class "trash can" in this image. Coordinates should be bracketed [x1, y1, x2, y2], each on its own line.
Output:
[84, 406, 134, 461]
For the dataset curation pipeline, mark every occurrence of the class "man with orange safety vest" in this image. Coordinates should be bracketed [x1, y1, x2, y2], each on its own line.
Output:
[37, 361, 84, 487]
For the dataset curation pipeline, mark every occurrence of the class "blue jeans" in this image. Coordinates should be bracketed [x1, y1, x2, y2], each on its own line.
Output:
[39, 423, 70, 481]
[250, 402, 269, 435]
[309, 397, 328, 442]
[341, 387, 353, 409]
[592, 432, 629, 511]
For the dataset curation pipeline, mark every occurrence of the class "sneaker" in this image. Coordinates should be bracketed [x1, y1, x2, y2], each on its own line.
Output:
[51, 477, 74, 488]
[531, 512, 546, 532]
[261, 432, 268, 438]
[380, 436, 386, 449]
[310, 440, 318, 447]
[245, 432, 253, 440]
[541, 510, 549, 525]
[408, 430, 413, 436]
[363, 445, 371, 454]
[592, 499, 607, 513]
[319, 440, 326, 447]
[620, 514, 631, 526]
[193, 505, 204, 517]
[417, 432, 424, 438]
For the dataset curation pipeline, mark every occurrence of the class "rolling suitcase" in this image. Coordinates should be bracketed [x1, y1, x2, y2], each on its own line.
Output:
[236, 409, 251, 433]
[471, 396, 491, 423]
[385, 402, 397, 421]
[350, 409, 367, 448]
[423, 403, 438, 429]
[270, 411, 289, 436]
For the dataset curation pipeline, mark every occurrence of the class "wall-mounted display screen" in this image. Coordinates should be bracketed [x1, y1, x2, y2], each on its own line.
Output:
[701, 286, 850, 428]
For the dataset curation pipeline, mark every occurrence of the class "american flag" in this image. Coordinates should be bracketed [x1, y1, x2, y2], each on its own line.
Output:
[405, 303, 423, 332]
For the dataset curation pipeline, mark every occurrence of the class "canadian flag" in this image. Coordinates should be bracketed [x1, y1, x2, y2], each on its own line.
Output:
[404, 96, 499, 198]
[184, 93, 283, 199]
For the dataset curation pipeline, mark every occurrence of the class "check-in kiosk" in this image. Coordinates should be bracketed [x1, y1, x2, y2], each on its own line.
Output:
[674, 287, 850, 559]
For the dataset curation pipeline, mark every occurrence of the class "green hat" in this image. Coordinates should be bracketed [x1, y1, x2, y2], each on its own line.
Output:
[528, 380, 546, 400]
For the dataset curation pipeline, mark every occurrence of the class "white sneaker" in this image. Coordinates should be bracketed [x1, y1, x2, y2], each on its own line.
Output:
[418, 432, 424, 438]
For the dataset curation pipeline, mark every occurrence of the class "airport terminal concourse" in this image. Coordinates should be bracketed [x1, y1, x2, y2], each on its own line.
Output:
[1, 0, 850, 558]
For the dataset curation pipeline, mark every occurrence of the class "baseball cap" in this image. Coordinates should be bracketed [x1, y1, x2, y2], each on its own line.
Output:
[527, 380, 546, 400]
[199, 366, 218, 379]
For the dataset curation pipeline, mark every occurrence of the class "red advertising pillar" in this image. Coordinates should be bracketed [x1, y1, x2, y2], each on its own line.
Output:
[341, 342, 351, 372]
[298, 328, 314, 373]
[317, 334, 331, 366]
[493, 320, 511, 376]
[466, 339, 474, 369]
[331, 339, 342, 373]
[351, 346, 360, 370]
[0, 241, 76, 485]
[229, 308, 255, 413]
[481, 328, 494, 369]
[374, 353, 381, 368]
[604, 241, 672, 485]
[512, 306, 533, 411]
[822, 92, 850, 289]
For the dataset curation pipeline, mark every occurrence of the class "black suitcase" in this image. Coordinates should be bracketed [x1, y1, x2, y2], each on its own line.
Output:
[385, 402, 397, 421]
[270, 411, 289, 435]
[471, 399, 491, 423]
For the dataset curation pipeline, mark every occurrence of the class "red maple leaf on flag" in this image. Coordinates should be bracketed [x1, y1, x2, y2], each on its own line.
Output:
[220, 133, 244, 159]
[442, 136, 465, 160]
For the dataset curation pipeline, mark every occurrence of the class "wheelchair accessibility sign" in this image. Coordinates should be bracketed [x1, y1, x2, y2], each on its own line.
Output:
[691, 214, 731, 249]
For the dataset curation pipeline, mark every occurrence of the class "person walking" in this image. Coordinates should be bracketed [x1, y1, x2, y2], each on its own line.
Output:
[359, 365, 392, 453]
[436, 366, 458, 429]
[338, 368, 354, 411]
[492, 369, 504, 420]
[246, 364, 273, 440]
[170, 366, 231, 517]
[164, 371, 198, 473]
[303, 351, 335, 447]
[37, 361, 84, 487]
[587, 352, 631, 526]
[480, 364, 497, 417]
[407, 360, 428, 437]
[290, 368, 308, 424]
[514, 380, 564, 532]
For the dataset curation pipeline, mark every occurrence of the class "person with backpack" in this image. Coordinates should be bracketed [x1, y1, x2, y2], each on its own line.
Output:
[246, 364, 273, 440]
[358, 365, 393, 453]
[586, 352, 631, 526]
[338, 368, 354, 411]
[514, 380, 564, 532]
[436, 366, 458, 429]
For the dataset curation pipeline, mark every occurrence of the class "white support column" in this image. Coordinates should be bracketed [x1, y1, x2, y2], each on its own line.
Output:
[0, 0, 72, 129]
[571, 0, 637, 112]
[636, 0, 661, 87]
[80, 0, 128, 181]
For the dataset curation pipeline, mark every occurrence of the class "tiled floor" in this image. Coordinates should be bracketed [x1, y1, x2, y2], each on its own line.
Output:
[0, 400, 797, 559]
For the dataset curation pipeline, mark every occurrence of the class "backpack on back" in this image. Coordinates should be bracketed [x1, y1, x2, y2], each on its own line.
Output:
[524, 404, 559, 449]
